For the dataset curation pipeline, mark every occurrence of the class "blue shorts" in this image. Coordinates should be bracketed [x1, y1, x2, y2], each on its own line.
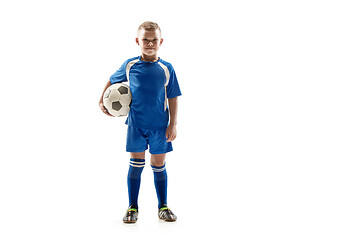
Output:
[126, 126, 173, 154]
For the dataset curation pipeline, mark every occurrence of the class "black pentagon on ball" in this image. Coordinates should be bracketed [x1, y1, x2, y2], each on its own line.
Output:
[118, 86, 128, 94]
[112, 101, 122, 111]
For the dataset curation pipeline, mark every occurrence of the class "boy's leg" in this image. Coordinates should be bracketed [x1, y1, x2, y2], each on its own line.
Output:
[131, 152, 146, 159]
[151, 154, 167, 208]
[123, 127, 148, 223]
[127, 151, 146, 209]
[151, 153, 177, 221]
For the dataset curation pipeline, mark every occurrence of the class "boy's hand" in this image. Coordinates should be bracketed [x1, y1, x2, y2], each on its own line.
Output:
[166, 124, 177, 142]
[99, 80, 114, 117]
[99, 101, 114, 117]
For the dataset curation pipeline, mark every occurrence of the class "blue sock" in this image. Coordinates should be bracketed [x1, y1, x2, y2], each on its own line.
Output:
[127, 158, 145, 208]
[151, 163, 167, 209]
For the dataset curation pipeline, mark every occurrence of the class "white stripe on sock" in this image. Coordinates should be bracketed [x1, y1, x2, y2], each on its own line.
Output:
[152, 166, 166, 172]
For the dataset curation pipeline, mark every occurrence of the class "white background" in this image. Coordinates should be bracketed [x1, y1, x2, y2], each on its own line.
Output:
[0, 0, 359, 239]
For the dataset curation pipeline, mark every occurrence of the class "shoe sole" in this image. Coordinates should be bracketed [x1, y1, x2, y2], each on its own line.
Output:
[159, 218, 177, 222]
[165, 219, 176, 222]
[123, 220, 137, 223]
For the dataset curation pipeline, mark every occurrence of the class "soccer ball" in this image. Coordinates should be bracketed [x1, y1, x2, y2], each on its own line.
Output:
[103, 83, 132, 117]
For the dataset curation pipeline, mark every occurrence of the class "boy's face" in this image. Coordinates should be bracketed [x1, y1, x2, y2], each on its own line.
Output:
[136, 29, 163, 57]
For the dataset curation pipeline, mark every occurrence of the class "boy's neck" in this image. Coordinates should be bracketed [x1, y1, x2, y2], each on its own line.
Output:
[141, 54, 159, 62]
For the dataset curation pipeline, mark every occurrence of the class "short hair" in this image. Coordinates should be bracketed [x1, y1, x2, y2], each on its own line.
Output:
[138, 21, 161, 34]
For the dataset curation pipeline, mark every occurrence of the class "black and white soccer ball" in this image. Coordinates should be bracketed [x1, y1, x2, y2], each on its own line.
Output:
[103, 83, 132, 117]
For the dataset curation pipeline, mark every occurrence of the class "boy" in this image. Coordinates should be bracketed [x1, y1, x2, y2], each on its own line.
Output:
[99, 21, 181, 223]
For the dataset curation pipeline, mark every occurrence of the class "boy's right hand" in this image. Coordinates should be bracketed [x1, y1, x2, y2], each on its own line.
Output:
[99, 101, 114, 117]
[99, 80, 114, 117]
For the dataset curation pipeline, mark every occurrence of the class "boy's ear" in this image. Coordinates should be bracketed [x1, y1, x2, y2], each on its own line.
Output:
[160, 38, 164, 45]
[135, 37, 139, 45]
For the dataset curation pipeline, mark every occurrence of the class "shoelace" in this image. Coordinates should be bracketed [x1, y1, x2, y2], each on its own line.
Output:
[127, 208, 138, 212]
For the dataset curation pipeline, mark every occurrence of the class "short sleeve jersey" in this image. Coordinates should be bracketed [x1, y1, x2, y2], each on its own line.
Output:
[110, 56, 182, 130]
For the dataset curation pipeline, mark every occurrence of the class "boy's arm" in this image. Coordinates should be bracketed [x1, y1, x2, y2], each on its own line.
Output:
[99, 80, 114, 117]
[166, 97, 178, 142]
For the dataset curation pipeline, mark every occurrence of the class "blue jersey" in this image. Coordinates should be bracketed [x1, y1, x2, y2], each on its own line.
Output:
[110, 56, 182, 130]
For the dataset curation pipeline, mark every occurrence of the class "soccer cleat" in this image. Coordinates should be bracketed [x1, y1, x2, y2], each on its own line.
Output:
[158, 205, 177, 222]
[123, 205, 138, 223]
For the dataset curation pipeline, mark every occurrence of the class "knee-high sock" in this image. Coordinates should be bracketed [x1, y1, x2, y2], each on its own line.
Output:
[151, 164, 167, 208]
[127, 158, 145, 208]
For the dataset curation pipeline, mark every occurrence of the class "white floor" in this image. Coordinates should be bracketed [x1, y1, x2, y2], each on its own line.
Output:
[1, 149, 359, 239]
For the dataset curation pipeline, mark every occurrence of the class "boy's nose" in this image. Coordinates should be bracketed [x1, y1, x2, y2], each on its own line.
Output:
[148, 42, 153, 46]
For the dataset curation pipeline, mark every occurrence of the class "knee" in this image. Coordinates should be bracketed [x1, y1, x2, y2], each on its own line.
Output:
[130, 151, 145, 159]
[151, 160, 165, 167]
[150, 154, 166, 167]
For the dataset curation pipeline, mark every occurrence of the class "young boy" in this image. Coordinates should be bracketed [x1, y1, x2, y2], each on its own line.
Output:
[99, 21, 181, 223]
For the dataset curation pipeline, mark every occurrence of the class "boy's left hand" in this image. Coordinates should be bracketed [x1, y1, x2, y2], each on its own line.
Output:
[166, 124, 177, 142]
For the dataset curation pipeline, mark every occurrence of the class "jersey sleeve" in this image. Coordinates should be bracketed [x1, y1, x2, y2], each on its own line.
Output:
[110, 60, 128, 84]
[166, 66, 182, 98]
